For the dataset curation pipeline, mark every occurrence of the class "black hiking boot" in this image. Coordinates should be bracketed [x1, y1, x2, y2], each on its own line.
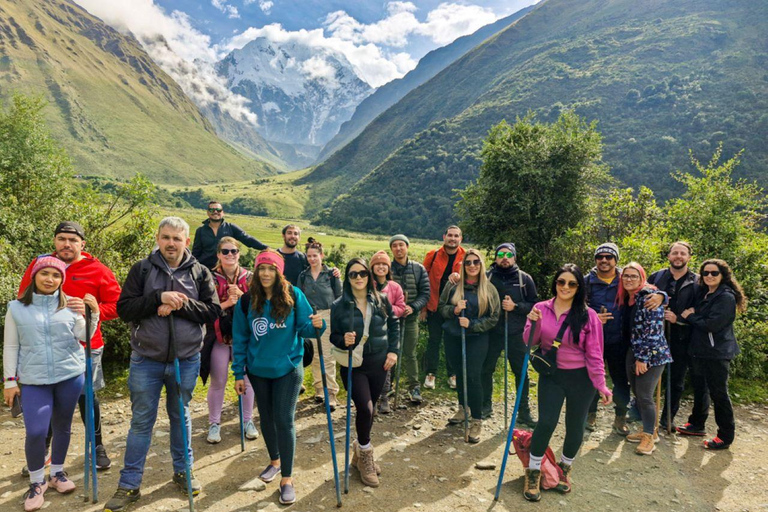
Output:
[103, 487, 141, 512]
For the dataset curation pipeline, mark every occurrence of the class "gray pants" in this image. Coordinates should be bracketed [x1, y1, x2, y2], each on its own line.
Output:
[626, 351, 665, 434]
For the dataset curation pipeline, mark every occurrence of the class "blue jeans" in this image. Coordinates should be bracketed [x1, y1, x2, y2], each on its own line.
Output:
[119, 351, 200, 490]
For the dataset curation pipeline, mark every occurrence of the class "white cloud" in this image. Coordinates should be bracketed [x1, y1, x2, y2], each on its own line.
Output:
[301, 56, 339, 87]
[421, 3, 497, 45]
[211, 0, 240, 19]
[259, 1, 274, 14]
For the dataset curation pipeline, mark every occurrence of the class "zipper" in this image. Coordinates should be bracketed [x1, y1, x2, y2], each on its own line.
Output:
[709, 332, 715, 348]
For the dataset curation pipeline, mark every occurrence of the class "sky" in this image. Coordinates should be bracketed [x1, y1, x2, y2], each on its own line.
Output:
[74, 0, 540, 124]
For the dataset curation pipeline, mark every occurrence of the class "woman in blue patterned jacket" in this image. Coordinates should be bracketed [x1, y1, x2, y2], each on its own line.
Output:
[617, 262, 671, 456]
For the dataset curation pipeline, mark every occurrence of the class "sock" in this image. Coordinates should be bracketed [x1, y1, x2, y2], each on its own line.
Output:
[560, 454, 574, 466]
[49, 463, 64, 476]
[29, 467, 45, 485]
[528, 454, 543, 471]
[359, 442, 372, 450]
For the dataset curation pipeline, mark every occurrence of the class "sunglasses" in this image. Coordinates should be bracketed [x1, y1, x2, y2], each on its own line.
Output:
[464, 259, 482, 267]
[556, 278, 579, 289]
[208, 208, 223, 213]
[496, 251, 515, 259]
[348, 270, 370, 279]
[595, 254, 615, 261]
[220, 248, 239, 255]
[701, 270, 721, 277]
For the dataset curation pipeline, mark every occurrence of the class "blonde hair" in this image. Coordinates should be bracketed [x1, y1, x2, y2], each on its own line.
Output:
[450, 248, 493, 316]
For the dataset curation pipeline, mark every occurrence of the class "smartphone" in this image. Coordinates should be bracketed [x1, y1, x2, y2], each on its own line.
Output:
[11, 394, 22, 418]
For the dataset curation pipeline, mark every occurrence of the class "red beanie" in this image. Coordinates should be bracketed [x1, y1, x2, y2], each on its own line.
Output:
[255, 251, 285, 275]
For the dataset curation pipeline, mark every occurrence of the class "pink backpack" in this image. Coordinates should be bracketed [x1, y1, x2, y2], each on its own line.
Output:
[510, 429, 563, 489]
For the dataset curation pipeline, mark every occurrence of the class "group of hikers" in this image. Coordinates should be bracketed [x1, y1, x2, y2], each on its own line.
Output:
[2, 200, 746, 510]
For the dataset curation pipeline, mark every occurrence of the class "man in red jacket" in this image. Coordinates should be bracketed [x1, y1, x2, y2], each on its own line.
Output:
[18, 221, 122, 472]
[420, 225, 465, 390]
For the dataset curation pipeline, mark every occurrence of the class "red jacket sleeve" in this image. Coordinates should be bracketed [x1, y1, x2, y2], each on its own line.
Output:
[98, 266, 122, 322]
[17, 259, 36, 298]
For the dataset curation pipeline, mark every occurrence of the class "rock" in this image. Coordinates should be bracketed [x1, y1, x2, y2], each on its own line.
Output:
[239, 477, 267, 492]
[413, 424, 422, 430]
[115, 393, 124, 398]
[437, 477, 448, 482]
[304, 433, 323, 444]
[3, 421, 17, 427]
[256, 501, 270, 509]
[391, 443, 407, 452]
[414, 503, 422, 508]
[444, 447, 456, 454]
[0, 491, 11, 498]
[475, 461, 496, 470]
[362, 486, 375, 494]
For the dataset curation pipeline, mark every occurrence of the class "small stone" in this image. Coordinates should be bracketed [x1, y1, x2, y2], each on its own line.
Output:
[414, 503, 422, 508]
[437, 477, 448, 482]
[115, 393, 124, 398]
[362, 486, 375, 494]
[475, 462, 496, 470]
[413, 424, 422, 430]
[304, 433, 323, 444]
[444, 447, 456, 454]
[0, 491, 11, 498]
[239, 477, 267, 491]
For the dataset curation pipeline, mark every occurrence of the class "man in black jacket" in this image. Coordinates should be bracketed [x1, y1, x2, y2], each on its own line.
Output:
[481, 243, 538, 425]
[648, 241, 701, 431]
[104, 217, 221, 512]
[192, 201, 268, 269]
[389, 234, 430, 403]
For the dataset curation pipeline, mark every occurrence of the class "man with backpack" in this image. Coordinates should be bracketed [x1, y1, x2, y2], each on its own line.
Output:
[104, 217, 221, 512]
[482, 243, 538, 425]
[192, 200, 268, 269]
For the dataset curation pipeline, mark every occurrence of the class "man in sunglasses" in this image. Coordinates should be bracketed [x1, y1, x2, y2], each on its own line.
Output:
[481, 243, 538, 425]
[192, 201, 268, 269]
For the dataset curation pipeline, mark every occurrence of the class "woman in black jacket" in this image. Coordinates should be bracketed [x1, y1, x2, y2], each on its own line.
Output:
[678, 259, 747, 449]
[330, 258, 399, 488]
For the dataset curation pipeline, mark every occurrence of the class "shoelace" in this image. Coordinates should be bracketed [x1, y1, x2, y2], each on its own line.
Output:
[52, 471, 69, 483]
[24, 482, 44, 499]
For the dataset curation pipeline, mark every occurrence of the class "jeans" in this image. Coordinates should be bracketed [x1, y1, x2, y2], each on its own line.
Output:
[687, 358, 735, 444]
[445, 333, 489, 420]
[626, 351, 665, 434]
[309, 309, 339, 400]
[481, 332, 530, 416]
[119, 352, 200, 490]
[425, 311, 454, 377]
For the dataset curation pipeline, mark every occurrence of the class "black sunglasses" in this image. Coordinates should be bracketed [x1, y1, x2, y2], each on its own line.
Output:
[208, 208, 223, 213]
[701, 270, 721, 277]
[464, 259, 482, 267]
[556, 278, 579, 289]
[595, 254, 615, 261]
[219, 248, 239, 255]
[349, 270, 370, 279]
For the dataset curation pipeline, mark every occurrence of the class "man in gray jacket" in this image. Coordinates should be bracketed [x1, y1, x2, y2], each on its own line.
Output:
[105, 217, 221, 512]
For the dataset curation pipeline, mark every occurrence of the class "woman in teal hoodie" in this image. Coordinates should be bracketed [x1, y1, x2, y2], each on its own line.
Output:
[232, 250, 324, 506]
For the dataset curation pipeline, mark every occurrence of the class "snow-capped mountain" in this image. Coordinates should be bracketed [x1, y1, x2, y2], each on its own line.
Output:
[216, 37, 373, 155]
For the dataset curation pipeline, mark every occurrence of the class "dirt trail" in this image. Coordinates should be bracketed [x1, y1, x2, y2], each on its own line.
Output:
[0, 394, 766, 512]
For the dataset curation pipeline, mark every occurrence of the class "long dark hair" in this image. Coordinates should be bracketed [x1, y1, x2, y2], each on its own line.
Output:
[249, 250, 294, 322]
[550, 263, 589, 345]
[344, 257, 386, 316]
[699, 259, 747, 313]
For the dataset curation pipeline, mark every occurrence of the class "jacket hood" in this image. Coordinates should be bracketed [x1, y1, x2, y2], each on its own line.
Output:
[148, 248, 196, 272]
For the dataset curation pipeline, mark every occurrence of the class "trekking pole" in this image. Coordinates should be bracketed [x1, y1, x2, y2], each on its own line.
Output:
[344, 300, 355, 494]
[664, 320, 672, 435]
[237, 394, 245, 452]
[460, 311, 469, 442]
[313, 307, 342, 507]
[394, 292, 408, 410]
[504, 308, 509, 427]
[169, 312, 195, 512]
[83, 306, 98, 503]
[494, 320, 536, 501]
[655, 372, 662, 438]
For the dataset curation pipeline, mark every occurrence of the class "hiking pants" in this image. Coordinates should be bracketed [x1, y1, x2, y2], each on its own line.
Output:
[340, 351, 388, 446]
[687, 358, 735, 445]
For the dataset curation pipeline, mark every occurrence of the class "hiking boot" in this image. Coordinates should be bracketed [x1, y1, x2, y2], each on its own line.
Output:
[23, 481, 47, 512]
[377, 396, 392, 414]
[448, 375, 457, 389]
[585, 412, 597, 431]
[207, 423, 222, 444]
[556, 462, 572, 493]
[424, 374, 436, 389]
[279, 482, 296, 505]
[448, 407, 467, 425]
[518, 409, 538, 428]
[677, 423, 706, 436]
[328, 395, 338, 411]
[612, 415, 630, 436]
[103, 487, 141, 512]
[356, 444, 379, 487]
[245, 420, 259, 440]
[351, 440, 381, 475]
[314, 394, 324, 404]
[523, 468, 542, 502]
[467, 419, 482, 444]
[96, 445, 112, 470]
[409, 387, 423, 404]
[48, 471, 76, 493]
[627, 429, 659, 443]
[636, 432, 656, 455]
[703, 436, 731, 450]
[173, 470, 202, 496]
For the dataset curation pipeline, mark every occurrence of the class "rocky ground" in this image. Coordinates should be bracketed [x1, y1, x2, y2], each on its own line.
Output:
[0, 392, 766, 512]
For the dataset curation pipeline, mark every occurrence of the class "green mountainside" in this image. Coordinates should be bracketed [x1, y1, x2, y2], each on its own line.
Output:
[0, 0, 275, 184]
[309, 0, 767, 237]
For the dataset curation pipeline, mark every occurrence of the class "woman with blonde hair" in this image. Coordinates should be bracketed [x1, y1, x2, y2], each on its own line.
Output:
[439, 248, 500, 443]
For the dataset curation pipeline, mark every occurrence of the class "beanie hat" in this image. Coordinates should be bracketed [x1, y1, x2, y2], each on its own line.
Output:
[594, 242, 620, 261]
[31, 256, 67, 282]
[494, 242, 516, 257]
[388, 234, 410, 247]
[255, 251, 285, 275]
[370, 250, 391, 270]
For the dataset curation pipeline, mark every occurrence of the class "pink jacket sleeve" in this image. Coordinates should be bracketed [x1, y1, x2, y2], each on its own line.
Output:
[386, 281, 407, 318]
[582, 309, 611, 397]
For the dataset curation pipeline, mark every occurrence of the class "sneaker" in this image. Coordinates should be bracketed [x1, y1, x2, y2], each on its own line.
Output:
[612, 416, 630, 436]
[23, 481, 47, 512]
[517, 409, 538, 428]
[314, 394, 324, 404]
[21, 452, 51, 477]
[448, 375, 457, 389]
[173, 471, 202, 496]
[259, 464, 281, 483]
[96, 445, 112, 470]
[245, 421, 259, 440]
[677, 423, 706, 436]
[48, 471, 76, 493]
[377, 396, 392, 414]
[448, 407, 467, 425]
[467, 419, 482, 444]
[423, 374, 436, 389]
[103, 487, 141, 512]
[409, 387, 423, 404]
[627, 429, 659, 443]
[585, 412, 597, 431]
[523, 468, 541, 502]
[555, 462, 572, 493]
[207, 423, 222, 444]
[278, 482, 296, 505]
[636, 432, 656, 455]
[703, 436, 731, 450]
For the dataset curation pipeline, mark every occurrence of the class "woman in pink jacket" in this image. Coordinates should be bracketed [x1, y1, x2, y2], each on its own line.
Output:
[370, 250, 406, 413]
[521, 263, 613, 502]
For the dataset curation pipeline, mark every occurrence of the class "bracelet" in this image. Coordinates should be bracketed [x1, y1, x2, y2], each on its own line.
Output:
[4, 376, 19, 382]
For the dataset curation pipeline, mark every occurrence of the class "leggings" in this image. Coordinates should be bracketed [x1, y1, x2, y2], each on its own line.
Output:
[445, 333, 489, 420]
[208, 341, 254, 424]
[626, 351, 665, 434]
[530, 368, 595, 459]
[249, 365, 303, 477]
[339, 351, 387, 446]
[21, 374, 85, 478]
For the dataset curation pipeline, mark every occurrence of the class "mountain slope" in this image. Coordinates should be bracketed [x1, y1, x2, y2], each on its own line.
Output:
[314, 4, 536, 164]
[312, 0, 768, 237]
[0, 0, 275, 184]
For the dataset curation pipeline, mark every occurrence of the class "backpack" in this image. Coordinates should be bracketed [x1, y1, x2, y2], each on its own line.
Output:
[510, 429, 563, 490]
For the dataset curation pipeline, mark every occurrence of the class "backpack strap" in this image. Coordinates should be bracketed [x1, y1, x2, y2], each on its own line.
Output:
[240, 293, 251, 316]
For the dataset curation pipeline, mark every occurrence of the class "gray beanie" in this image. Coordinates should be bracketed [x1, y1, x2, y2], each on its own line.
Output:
[389, 234, 410, 247]
[594, 242, 620, 261]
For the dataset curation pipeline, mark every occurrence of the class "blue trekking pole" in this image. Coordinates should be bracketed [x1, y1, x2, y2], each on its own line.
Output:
[664, 320, 672, 434]
[460, 311, 469, 442]
[238, 394, 246, 452]
[504, 308, 509, 427]
[313, 307, 342, 507]
[83, 306, 98, 503]
[494, 320, 536, 501]
[169, 313, 195, 512]
[344, 300, 355, 494]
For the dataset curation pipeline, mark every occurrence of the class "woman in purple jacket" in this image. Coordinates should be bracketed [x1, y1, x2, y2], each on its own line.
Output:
[522, 264, 612, 502]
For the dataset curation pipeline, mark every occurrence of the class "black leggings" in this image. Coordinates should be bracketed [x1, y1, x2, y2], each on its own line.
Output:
[531, 368, 596, 459]
[481, 333, 529, 415]
[445, 333, 489, 420]
[340, 351, 387, 446]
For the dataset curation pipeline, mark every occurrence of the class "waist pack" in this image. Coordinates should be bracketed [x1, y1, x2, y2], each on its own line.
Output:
[510, 428, 564, 490]
[240, 294, 314, 367]
[332, 303, 372, 368]
[530, 320, 568, 376]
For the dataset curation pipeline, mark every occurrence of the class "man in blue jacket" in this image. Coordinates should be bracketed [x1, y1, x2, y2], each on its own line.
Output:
[192, 201, 268, 269]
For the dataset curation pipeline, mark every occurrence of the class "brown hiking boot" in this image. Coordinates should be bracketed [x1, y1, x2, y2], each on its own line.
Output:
[612, 415, 629, 436]
[351, 441, 380, 475]
[467, 419, 482, 444]
[448, 407, 467, 425]
[356, 444, 379, 487]
[523, 468, 542, 502]
[556, 462, 572, 493]
[636, 432, 656, 455]
[627, 429, 659, 443]
[585, 412, 597, 431]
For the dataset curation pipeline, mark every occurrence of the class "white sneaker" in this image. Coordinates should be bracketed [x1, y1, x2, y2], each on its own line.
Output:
[448, 375, 457, 389]
[207, 423, 221, 444]
[424, 374, 436, 389]
[245, 420, 259, 440]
